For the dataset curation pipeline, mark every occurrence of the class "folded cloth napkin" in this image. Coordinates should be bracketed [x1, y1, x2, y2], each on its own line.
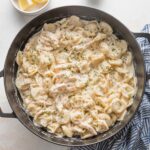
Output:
[71, 25, 150, 150]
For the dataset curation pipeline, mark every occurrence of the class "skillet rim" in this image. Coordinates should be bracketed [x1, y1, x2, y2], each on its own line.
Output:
[3, 5, 146, 146]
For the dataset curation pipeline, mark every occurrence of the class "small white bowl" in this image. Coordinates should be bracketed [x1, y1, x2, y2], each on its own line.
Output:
[10, 0, 50, 15]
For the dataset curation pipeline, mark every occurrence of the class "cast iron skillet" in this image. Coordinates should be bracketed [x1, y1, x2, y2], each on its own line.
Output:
[0, 6, 150, 147]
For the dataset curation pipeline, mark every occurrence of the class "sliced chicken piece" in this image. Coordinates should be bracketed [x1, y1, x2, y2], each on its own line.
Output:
[36, 44, 53, 51]
[52, 63, 72, 73]
[49, 83, 77, 96]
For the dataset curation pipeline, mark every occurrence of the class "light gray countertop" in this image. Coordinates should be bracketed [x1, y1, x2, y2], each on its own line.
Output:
[0, 0, 150, 149]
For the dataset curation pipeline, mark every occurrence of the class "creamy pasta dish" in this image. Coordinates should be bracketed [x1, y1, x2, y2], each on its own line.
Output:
[15, 16, 137, 139]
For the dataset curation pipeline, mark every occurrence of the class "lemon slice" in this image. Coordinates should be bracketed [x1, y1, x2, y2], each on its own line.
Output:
[32, 0, 48, 4]
[18, 0, 36, 11]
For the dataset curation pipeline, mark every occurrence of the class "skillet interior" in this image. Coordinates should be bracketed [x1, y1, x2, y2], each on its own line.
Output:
[3, 6, 145, 146]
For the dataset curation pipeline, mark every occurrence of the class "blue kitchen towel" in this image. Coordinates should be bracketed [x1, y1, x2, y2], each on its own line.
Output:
[71, 25, 150, 150]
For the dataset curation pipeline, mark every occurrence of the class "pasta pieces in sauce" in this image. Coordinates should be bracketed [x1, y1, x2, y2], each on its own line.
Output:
[16, 16, 137, 139]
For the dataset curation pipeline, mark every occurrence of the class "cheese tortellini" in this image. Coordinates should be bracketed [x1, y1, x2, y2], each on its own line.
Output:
[15, 16, 137, 139]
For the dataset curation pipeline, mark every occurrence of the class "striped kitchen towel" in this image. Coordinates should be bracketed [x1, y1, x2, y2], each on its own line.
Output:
[71, 25, 150, 150]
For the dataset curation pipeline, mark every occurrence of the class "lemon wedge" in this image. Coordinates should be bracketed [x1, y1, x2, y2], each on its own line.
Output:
[18, 0, 36, 11]
[32, 0, 48, 4]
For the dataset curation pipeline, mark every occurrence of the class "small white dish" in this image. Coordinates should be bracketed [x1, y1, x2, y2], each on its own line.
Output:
[10, 0, 50, 15]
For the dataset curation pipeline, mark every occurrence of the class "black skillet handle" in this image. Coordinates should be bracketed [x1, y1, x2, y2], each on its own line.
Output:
[0, 70, 16, 118]
[133, 32, 150, 81]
